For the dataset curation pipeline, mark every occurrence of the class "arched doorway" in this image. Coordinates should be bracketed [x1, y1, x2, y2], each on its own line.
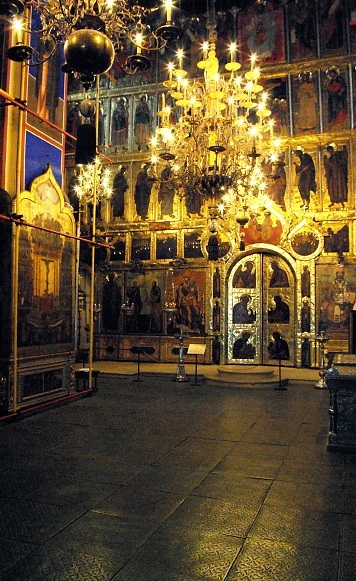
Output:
[227, 252, 296, 365]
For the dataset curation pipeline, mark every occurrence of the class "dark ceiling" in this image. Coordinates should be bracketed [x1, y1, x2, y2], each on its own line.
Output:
[178, 0, 287, 15]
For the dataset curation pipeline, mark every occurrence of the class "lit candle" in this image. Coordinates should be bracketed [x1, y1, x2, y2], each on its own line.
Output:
[229, 42, 236, 63]
[165, 0, 173, 23]
[176, 48, 183, 70]
[168, 61, 174, 81]
[250, 53, 256, 70]
[202, 41, 209, 60]
[13, 18, 23, 44]
[135, 32, 142, 55]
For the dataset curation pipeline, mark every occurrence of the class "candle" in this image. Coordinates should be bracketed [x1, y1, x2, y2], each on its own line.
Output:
[165, 0, 172, 23]
[135, 33, 142, 55]
[13, 18, 23, 44]
[177, 48, 183, 70]
[202, 41, 209, 60]
[168, 62, 174, 81]
[229, 42, 236, 63]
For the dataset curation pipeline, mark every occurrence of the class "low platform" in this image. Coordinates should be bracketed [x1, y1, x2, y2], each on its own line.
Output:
[205, 365, 289, 388]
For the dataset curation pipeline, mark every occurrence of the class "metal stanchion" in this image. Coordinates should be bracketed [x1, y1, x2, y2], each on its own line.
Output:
[172, 334, 189, 382]
[315, 331, 329, 389]
[274, 354, 287, 391]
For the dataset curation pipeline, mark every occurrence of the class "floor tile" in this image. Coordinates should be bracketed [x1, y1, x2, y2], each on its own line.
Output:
[110, 529, 244, 581]
[249, 503, 340, 549]
[225, 537, 339, 581]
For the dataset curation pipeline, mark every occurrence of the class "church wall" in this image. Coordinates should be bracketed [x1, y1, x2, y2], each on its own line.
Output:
[64, 0, 356, 366]
[0, 15, 76, 415]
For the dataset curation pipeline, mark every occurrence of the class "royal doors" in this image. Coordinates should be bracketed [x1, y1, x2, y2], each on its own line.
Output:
[228, 253, 296, 365]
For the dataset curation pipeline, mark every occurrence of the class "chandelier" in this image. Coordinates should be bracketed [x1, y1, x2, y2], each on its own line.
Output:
[73, 158, 113, 205]
[5, 0, 180, 83]
[150, 23, 282, 258]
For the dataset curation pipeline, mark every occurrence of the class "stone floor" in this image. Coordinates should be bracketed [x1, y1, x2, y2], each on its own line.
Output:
[0, 368, 356, 580]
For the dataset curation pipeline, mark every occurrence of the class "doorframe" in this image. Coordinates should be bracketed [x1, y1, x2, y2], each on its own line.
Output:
[224, 244, 298, 366]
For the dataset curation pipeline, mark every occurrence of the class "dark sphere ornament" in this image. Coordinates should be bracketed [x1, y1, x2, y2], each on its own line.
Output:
[79, 73, 96, 91]
[80, 99, 96, 118]
[64, 29, 115, 75]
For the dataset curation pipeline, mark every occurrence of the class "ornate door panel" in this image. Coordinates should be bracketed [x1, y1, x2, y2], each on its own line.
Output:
[228, 253, 296, 365]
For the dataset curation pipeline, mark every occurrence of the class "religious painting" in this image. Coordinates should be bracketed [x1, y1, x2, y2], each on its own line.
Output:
[290, 148, 317, 210]
[292, 72, 320, 135]
[289, 221, 323, 260]
[133, 93, 155, 152]
[232, 259, 256, 289]
[133, 161, 156, 221]
[212, 299, 221, 333]
[319, 0, 348, 57]
[322, 67, 349, 132]
[111, 164, 130, 222]
[290, 231, 320, 257]
[243, 209, 284, 246]
[110, 96, 129, 153]
[288, 0, 317, 61]
[213, 267, 221, 298]
[324, 224, 349, 254]
[124, 270, 164, 334]
[100, 271, 125, 333]
[238, 2, 285, 67]
[267, 295, 290, 323]
[183, 186, 204, 218]
[106, 48, 135, 89]
[232, 331, 256, 360]
[17, 167, 76, 351]
[184, 231, 204, 259]
[157, 165, 176, 220]
[321, 143, 349, 209]
[109, 237, 126, 262]
[261, 153, 287, 211]
[233, 294, 257, 325]
[131, 236, 151, 261]
[264, 77, 289, 137]
[172, 269, 206, 335]
[156, 233, 177, 260]
[201, 230, 233, 262]
[316, 263, 356, 343]
[26, 10, 65, 143]
[269, 260, 290, 288]
[79, 236, 109, 267]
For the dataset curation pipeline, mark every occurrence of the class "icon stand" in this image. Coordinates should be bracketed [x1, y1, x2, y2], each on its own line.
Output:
[187, 344, 206, 386]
